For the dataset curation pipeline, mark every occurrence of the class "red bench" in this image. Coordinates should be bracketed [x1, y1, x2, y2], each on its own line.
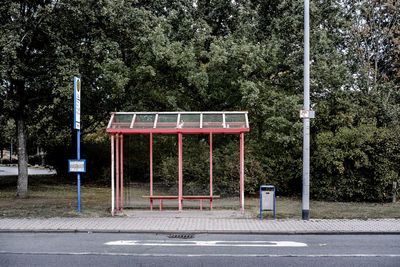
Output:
[142, 195, 220, 211]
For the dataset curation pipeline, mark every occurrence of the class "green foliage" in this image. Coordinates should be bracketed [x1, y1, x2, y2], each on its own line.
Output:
[1, 0, 399, 202]
[313, 122, 400, 202]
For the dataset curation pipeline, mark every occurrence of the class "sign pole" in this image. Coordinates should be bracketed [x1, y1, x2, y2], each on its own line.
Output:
[77, 129, 81, 212]
[302, 0, 310, 220]
[69, 76, 86, 213]
[75, 76, 81, 213]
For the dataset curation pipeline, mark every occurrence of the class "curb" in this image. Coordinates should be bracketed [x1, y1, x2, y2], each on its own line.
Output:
[1, 229, 399, 235]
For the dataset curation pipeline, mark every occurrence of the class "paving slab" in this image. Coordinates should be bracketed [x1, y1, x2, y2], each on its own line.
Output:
[0, 210, 399, 234]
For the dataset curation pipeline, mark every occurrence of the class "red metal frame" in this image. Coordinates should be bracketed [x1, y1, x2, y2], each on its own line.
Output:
[111, 134, 115, 216]
[178, 133, 183, 213]
[107, 128, 249, 135]
[116, 133, 119, 213]
[111, 122, 247, 129]
[210, 133, 213, 210]
[240, 133, 244, 214]
[108, 111, 249, 215]
[150, 133, 153, 210]
[120, 134, 123, 211]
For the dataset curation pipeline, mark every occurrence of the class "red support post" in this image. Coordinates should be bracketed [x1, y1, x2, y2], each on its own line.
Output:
[116, 133, 119, 213]
[240, 133, 245, 214]
[210, 133, 213, 210]
[111, 134, 115, 216]
[150, 133, 153, 211]
[120, 134, 123, 211]
[178, 133, 183, 213]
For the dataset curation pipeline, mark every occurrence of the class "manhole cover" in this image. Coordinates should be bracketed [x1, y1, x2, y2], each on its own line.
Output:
[167, 233, 195, 239]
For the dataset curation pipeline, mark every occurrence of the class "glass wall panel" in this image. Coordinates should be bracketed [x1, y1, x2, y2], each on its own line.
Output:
[179, 114, 200, 128]
[112, 114, 134, 129]
[225, 113, 246, 128]
[157, 114, 178, 128]
[132, 114, 155, 129]
[203, 114, 223, 128]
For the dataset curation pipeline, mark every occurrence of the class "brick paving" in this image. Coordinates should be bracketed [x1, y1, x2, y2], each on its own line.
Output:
[0, 210, 399, 233]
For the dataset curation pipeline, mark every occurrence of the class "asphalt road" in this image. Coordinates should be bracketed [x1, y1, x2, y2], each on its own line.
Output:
[0, 233, 399, 266]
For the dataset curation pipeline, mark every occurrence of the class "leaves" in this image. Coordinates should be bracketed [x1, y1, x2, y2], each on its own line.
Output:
[0, 0, 399, 201]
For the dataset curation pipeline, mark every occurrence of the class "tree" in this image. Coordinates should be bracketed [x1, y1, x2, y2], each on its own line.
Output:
[0, 0, 128, 196]
[343, 0, 399, 92]
[0, 1, 63, 197]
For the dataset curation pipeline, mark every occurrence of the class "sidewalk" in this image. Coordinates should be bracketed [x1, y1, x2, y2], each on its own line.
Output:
[1, 211, 399, 234]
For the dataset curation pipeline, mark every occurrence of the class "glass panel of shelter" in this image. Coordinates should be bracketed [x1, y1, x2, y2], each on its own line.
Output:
[179, 114, 200, 128]
[156, 114, 178, 128]
[225, 113, 246, 128]
[132, 114, 155, 129]
[112, 114, 134, 129]
[203, 114, 223, 128]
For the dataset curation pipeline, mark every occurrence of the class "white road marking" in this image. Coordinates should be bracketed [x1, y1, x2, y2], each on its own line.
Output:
[1, 251, 400, 257]
[104, 240, 308, 247]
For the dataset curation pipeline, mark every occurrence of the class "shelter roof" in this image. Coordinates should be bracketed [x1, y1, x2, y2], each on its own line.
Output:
[106, 111, 249, 134]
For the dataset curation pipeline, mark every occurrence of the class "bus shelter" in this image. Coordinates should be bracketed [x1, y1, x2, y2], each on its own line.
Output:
[106, 111, 250, 215]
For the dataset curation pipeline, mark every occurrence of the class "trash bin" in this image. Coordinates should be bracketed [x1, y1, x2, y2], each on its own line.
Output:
[260, 185, 275, 219]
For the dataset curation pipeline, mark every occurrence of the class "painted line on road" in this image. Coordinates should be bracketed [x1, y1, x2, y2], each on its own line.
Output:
[1, 251, 400, 258]
[104, 240, 308, 247]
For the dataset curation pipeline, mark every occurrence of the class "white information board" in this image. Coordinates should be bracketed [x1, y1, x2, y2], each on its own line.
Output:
[68, 160, 86, 173]
[74, 77, 81, 129]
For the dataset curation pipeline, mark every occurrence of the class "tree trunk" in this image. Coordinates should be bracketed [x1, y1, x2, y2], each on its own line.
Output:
[16, 115, 28, 198]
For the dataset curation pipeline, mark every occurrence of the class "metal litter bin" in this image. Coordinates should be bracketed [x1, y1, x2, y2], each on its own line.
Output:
[260, 185, 275, 219]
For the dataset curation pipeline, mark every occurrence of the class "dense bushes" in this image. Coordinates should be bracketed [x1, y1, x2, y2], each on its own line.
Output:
[42, 120, 399, 202]
[312, 123, 400, 202]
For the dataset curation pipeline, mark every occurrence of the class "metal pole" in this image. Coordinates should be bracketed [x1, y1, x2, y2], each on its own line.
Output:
[150, 133, 153, 195]
[259, 187, 262, 220]
[302, 0, 310, 220]
[150, 133, 153, 210]
[240, 133, 244, 214]
[273, 187, 276, 219]
[120, 134, 123, 211]
[178, 133, 183, 213]
[111, 134, 115, 216]
[210, 133, 213, 210]
[116, 133, 119, 213]
[127, 136, 131, 207]
[77, 130, 81, 212]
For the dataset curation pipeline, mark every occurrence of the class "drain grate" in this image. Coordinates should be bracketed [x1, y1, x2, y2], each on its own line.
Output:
[167, 233, 195, 239]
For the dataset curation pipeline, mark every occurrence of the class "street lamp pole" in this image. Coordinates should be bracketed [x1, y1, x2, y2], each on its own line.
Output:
[302, 0, 310, 220]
